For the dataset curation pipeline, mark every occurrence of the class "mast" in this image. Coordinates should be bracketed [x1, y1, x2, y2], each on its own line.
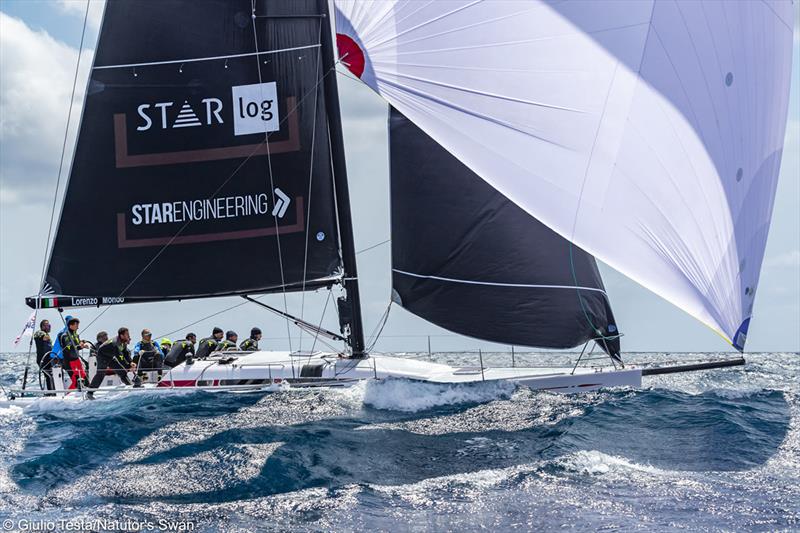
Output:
[318, 0, 365, 356]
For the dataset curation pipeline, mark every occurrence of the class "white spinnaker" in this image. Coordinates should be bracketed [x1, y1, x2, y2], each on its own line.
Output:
[334, 0, 794, 349]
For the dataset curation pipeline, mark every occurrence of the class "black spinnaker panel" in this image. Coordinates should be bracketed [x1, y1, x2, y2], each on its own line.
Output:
[33, 0, 341, 308]
[390, 108, 621, 356]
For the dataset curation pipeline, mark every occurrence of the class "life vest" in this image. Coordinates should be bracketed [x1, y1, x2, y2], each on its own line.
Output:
[59, 331, 82, 361]
[196, 337, 219, 358]
[100, 338, 129, 364]
[239, 338, 259, 351]
[217, 340, 237, 351]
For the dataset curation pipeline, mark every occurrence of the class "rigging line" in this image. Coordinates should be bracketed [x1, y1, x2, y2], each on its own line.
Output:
[357, 238, 390, 255]
[365, 302, 388, 345]
[241, 296, 345, 342]
[299, 20, 324, 353]
[28, 0, 91, 385]
[365, 302, 392, 353]
[155, 299, 252, 340]
[309, 289, 333, 356]
[81, 65, 340, 333]
[38, 0, 90, 294]
[252, 0, 292, 353]
[564, 62, 627, 346]
[92, 44, 321, 70]
[327, 122, 345, 267]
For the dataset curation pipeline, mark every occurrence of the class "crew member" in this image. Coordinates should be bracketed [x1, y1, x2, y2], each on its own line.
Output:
[87, 327, 141, 399]
[33, 319, 54, 392]
[92, 331, 109, 356]
[133, 328, 163, 380]
[239, 327, 261, 352]
[58, 316, 88, 390]
[196, 327, 224, 359]
[49, 314, 73, 364]
[160, 338, 173, 355]
[217, 330, 238, 351]
[164, 333, 197, 368]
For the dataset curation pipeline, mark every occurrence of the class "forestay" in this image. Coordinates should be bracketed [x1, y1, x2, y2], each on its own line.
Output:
[31, 0, 342, 309]
[334, 0, 795, 350]
[390, 108, 620, 357]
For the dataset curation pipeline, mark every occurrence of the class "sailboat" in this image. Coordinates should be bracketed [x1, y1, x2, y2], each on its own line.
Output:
[5, 0, 794, 402]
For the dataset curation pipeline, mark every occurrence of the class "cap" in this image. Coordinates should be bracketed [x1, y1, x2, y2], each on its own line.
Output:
[226, 330, 237, 340]
[160, 337, 172, 345]
[186, 332, 196, 339]
[212, 327, 223, 335]
[67, 316, 80, 325]
[251, 327, 262, 337]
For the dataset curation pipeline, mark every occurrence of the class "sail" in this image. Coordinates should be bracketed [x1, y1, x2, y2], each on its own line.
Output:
[390, 108, 620, 355]
[335, 1, 795, 350]
[30, 0, 344, 309]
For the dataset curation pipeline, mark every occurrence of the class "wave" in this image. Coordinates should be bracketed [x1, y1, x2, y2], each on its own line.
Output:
[356, 377, 516, 413]
[551, 449, 666, 477]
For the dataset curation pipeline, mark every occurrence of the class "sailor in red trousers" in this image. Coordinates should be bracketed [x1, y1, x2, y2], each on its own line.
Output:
[58, 316, 89, 390]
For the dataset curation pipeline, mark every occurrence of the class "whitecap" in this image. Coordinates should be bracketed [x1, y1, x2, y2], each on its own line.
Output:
[358, 378, 516, 413]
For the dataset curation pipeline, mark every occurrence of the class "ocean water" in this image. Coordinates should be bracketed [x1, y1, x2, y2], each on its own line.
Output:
[0, 351, 797, 532]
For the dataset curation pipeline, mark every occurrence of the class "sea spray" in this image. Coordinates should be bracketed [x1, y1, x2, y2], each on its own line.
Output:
[358, 377, 516, 412]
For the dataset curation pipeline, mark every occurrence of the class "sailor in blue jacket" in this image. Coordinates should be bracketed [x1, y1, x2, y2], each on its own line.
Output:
[49, 314, 73, 365]
[132, 328, 164, 379]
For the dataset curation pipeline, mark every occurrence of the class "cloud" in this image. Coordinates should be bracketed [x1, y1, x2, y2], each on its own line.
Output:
[0, 12, 93, 204]
[57, 0, 105, 31]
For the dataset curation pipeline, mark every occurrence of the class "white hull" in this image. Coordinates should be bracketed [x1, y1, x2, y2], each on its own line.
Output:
[2, 350, 641, 405]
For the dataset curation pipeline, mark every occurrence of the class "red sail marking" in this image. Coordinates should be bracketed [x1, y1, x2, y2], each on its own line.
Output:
[336, 34, 365, 78]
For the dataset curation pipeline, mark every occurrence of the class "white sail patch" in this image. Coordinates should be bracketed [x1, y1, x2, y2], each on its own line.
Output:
[172, 100, 202, 128]
[232, 81, 280, 136]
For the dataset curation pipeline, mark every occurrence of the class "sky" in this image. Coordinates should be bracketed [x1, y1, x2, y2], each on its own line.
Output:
[1, 0, 798, 355]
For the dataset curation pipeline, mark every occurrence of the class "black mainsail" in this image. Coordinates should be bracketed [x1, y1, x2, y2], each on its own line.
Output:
[27, 0, 365, 353]
[389, 108, 621, 356]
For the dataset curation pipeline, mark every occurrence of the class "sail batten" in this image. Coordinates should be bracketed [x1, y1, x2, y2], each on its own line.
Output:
[93, 44, 322, 71]
[336, 0, 794, 350]
[393, 270, 609, 295]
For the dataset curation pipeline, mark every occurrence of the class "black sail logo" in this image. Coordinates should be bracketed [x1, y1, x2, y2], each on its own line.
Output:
[114, 82, 295, 169]
[110, 80, 303, 248]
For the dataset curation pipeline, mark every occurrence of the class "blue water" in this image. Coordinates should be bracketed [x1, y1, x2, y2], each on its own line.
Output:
[0, 352, 797, 531]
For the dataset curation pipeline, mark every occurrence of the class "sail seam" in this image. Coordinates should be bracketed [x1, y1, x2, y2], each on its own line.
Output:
[93, 44, 321, 70]
[392, 269, 607, 294]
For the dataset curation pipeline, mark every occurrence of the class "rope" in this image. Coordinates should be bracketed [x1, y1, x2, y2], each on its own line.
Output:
[365, 303, 392, 352]
[309, 289, 333, 355]
[299, 20, 324, 353]
[357, 238, 390, 255]
[25, 0, 91, 390]
[568, 241, 617, 345]
[155, 299, 253, 339]
[93, 44, 320, 70]
[251, 0, 292, 352]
